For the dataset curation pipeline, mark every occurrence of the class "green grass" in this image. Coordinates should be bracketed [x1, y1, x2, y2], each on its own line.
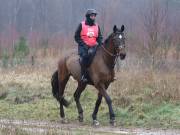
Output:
[0, 86, 179, 129]
[0, 68, 179, 129]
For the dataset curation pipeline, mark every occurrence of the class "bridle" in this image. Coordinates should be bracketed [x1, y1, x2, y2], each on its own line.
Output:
[101, 32, 125, 68]
[101, 45, 120, 57]
[101, 44, 122, 69]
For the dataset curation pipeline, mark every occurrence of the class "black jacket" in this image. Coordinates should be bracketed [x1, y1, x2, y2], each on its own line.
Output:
[74, 20, 103, 46]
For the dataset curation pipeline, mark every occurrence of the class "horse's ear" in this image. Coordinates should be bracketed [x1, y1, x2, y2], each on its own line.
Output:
[113, 25, 117, 33]
[121, 25, 125, 32]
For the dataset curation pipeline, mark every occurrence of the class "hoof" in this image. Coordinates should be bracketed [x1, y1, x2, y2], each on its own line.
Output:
[92, 120, 100, 126]
[110, 119, 116, 126]
[61, 118, 68, 124]
[78, 115, 83, 122]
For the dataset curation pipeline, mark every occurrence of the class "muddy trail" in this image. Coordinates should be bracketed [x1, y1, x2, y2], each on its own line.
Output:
[0, 119, 179, 135]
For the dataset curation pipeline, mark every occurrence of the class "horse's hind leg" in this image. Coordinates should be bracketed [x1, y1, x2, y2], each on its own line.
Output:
[58, 76, 70, 122]
[74, 83, 87, 122]
[92, 93, 102, 126]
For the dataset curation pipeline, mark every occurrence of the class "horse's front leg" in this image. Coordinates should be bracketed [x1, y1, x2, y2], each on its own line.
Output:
[96, 84, 116, 126]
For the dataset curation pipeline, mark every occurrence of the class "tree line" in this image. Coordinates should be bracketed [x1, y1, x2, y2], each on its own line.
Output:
[0, 0, 179, 68]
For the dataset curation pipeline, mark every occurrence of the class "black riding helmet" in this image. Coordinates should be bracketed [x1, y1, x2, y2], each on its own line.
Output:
[85, 9, 97, 17]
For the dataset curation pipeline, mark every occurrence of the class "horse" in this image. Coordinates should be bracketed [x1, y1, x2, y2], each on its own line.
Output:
[51, 25, 126, 126]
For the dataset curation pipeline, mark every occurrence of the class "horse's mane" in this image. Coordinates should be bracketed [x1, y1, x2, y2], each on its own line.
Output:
[104, 33, 114, 47]
[95, 33, 113, 54]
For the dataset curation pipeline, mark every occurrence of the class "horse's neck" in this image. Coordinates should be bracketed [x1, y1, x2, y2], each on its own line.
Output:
[101, 40, 117, 69]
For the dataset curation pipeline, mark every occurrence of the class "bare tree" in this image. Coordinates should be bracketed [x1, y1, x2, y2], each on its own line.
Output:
[142, 0, 169, 68]
[0, 0, 179, 64]
[11, 0, 22, 49]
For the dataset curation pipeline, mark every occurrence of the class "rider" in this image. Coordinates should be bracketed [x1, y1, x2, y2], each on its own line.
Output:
[74, 9, 103, 83]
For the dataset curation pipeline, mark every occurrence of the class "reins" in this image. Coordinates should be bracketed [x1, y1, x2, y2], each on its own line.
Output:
[101, 44, 120, 57]
[101, 45, 120, 69]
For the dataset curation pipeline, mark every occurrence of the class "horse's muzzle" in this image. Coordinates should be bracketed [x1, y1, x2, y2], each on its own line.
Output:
[120, 53, 126, 60]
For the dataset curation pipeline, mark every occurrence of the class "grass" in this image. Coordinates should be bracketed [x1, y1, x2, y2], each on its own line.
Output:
[0, 66, 180, 130]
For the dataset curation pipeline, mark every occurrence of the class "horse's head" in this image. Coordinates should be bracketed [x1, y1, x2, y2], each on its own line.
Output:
[112, 25, 126, 60]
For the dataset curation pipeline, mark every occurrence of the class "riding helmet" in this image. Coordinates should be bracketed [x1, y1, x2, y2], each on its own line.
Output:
[85, 9, 97, 17]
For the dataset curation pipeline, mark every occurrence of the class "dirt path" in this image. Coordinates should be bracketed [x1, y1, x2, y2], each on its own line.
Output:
[0, 119, 179, 135]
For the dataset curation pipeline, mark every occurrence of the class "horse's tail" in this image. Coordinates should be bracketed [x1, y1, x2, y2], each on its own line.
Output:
[51, 70, 59, 100]
[51, 70, 70, 107]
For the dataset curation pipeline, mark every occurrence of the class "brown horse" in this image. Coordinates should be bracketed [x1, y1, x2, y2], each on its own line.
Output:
[51, 25, 126, 126]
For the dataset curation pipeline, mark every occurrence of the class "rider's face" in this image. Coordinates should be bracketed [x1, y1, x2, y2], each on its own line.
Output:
[90, 14, 96, 20]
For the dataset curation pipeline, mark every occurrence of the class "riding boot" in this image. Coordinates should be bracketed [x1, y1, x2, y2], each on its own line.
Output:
[80, 64, 88, 83]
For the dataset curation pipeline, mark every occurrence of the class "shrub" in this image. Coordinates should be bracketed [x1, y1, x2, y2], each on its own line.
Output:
[13, 37, 29, 65]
